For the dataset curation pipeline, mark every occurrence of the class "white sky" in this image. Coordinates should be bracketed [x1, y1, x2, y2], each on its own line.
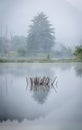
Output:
[67, 0, 82, 12]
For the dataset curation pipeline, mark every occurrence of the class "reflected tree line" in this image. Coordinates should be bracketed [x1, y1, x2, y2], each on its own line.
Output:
[0, 63, 82, 98]
[74, 63, 82, 77]
[0, 64, 82, 122]
[56, 63, 82, 77]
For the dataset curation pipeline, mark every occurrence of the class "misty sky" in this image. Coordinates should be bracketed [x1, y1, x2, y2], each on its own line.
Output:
[67, 0, 82, 12]
[0, 0, 82, 46]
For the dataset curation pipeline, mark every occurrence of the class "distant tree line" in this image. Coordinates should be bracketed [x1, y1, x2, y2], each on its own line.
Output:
[0, 36, 27, 57]
[0, 12, 81, 59]
[0, 35, 73, 59]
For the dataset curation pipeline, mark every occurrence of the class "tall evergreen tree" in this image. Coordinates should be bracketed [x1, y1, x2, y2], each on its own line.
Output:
[27, 12, 55, 54]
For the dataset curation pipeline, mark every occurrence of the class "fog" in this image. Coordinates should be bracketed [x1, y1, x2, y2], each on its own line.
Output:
[0, 0, 82, 46]
[67, 0, 82, 12]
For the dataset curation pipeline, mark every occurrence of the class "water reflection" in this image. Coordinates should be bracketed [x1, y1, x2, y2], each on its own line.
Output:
[74, 63, 82, 77]
[0, 63, 57, 122]
[26, 76, 58, 104]
[0, 63, 82, 125]
[32, 90, 49, 104]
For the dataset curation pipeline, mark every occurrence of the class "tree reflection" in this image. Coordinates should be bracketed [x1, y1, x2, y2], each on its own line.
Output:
[74, 63, 82, 77]
[32, 90, 49, 104]
[26, 76, 58, 104]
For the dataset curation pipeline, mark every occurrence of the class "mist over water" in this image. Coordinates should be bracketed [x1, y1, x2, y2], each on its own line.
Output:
[0, 63, 82, 130]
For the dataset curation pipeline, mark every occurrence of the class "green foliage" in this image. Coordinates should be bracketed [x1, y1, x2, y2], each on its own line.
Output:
[74, 45, 82, 59]
[27, 12, 55, 54]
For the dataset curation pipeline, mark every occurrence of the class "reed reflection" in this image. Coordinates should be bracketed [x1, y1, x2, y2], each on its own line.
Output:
[26, 76, 58, 104]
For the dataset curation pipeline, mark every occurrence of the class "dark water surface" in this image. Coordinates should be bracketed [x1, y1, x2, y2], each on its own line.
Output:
[0, 63, 82, 130]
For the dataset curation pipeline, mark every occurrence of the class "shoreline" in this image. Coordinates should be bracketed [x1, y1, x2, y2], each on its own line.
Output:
[0, 58, 82, 63]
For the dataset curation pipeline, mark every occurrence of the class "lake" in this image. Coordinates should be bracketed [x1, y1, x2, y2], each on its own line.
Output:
[0, 63, 82, 130]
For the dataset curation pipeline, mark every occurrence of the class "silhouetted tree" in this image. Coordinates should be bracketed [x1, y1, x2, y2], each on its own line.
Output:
[27, 12, 55, 54]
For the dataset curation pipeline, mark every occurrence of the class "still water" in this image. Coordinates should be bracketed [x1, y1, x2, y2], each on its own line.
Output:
[0, 63, 82, 130]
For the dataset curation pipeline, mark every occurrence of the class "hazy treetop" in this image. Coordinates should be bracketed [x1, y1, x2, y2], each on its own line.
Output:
[0, 0, 82, 46]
